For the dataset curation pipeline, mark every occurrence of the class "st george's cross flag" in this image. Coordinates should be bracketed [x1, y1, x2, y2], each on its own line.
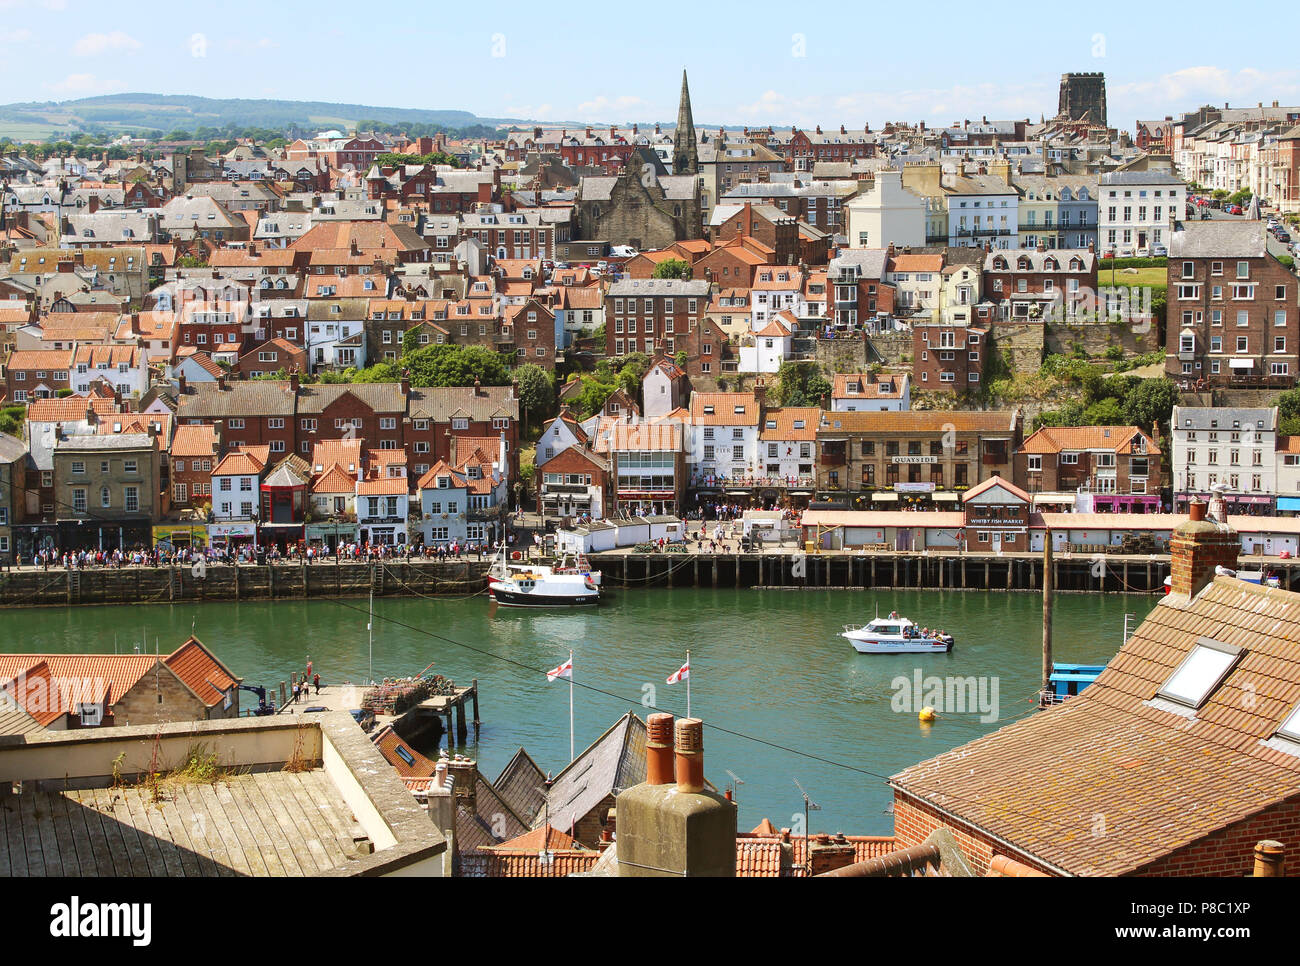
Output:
[547, 657, 574, 682]
[667, 660, 690, 685]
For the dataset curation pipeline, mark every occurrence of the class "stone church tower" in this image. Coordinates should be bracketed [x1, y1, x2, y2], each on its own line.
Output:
[672, 69, 698, 175]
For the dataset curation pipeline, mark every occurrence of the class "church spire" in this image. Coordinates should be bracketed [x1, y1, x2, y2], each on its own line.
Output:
[672, 68, 698, 175]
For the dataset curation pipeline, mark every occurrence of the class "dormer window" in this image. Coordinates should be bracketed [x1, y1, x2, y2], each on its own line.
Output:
[1156, 637, 1242, 710]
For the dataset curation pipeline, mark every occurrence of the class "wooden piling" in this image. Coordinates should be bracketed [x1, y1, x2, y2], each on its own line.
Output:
[1042, 539, 1054, 693]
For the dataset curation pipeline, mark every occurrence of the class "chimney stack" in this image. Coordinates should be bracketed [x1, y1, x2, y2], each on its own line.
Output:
[615, 713, 736, 877]
[1168, 498, 1239, 599]
[1254, 840, 1285, 877]
[289, 369, 299, 393]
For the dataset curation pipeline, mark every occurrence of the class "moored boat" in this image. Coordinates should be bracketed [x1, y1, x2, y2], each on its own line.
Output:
[842, 613, 953, 654]
[488, 548, 601, 607]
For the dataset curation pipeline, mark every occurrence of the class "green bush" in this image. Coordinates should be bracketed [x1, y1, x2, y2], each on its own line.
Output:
[1098, 256, 1167, 270]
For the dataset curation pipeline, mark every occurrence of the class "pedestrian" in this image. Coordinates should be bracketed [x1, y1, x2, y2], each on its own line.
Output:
[292, 681, 300, 703]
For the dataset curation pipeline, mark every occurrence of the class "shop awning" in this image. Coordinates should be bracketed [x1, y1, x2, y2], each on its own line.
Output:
[874, 492, 899, 502]
[931, 492, 959, 501]
[1278, 497, 1300, 512]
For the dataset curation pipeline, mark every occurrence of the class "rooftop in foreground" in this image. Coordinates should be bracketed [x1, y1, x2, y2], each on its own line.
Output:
[0, 712, 448, 877]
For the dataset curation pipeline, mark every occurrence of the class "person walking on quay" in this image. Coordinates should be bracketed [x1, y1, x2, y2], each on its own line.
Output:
[292, 681, 300, 704]
[313, 673, 320, 696]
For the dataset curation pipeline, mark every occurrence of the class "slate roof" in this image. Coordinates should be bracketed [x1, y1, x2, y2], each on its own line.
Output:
[494, 747, 548, 825]
[1169, 220, 1270, 259]
[407, 385, 517, 421]
[540, 712, 646, 835]
[177, 381, 296, 419]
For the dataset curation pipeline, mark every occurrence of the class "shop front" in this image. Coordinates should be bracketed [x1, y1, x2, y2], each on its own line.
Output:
[153, 524, 209, 552]
[207, 521, 257, 554]
[306, 521, 357, 550]
[57, 518, 153, 553]
[1175, 492, 1274, 516]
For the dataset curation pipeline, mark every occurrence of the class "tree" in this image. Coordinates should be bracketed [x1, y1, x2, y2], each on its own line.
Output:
[776, 361, 832, 407]
[574, 373, 617, 419]
[513, 363, 554, 425]
[1122, 378, 1178, 437]
[402, 344, 511, 388]
[652, 258, 692, 280]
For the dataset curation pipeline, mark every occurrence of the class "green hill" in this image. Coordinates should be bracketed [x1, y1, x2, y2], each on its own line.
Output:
[0, 93, 518, 140]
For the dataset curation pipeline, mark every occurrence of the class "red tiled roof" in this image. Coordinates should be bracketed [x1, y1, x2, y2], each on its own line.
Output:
[373, 725, 436, 778]
[356, 477, 408, 495]
[163, 636, 240, 707]
[961, 474, 1031, 503]
[171, 424, 217, 458]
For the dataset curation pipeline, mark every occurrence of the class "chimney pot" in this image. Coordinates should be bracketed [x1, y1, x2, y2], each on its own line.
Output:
[646, 712, 675, 785]
[674, 717, 705, 793]
[1254, 839, 1285, 877]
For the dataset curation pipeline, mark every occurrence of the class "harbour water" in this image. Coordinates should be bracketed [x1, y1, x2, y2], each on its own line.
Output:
[4, 587, 1156, 835]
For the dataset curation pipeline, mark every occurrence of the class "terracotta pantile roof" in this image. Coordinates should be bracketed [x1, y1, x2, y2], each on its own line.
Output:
[832, 372, 907, 399]
[373, 725, 436, 778]
[690, 391, 760, 426]
[163, 636, 240, 707]
[312, 465, 356, 494]
[484, 824, 587, 852]
[7, 349, 73, 370]
[891, 575, 1300, 876]
[595, 421, 682, 453]
[0, 654, 160, 721]
[171, 424, 218, 458]
[760, 407, 821, 441]
[888, 254, 944, 272]
[26, 397, 120, 423]
[1020, 425, 1159, 456]
[459, 848, 601, 878]
[212, 449, 267, 477]
[356, 477, 408, 495]
[1280, 436, 1300, 454]
[184, 352, 225, 378]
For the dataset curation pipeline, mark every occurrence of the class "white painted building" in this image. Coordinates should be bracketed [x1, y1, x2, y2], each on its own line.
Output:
[1098, 171, 1185, 256]
[845, 169, 926, 250]
[1170, 405, 1278, 511]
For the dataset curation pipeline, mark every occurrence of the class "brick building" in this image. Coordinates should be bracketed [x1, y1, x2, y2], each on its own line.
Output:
[1166, 220, 1298, 388]
[605, 278, 710, 359]
[1015, 425, 1163, 511]
[815, 410, 1023, 500]
[982, 247, 1097, 321]
[890, 504, 1300, 877]
[708, 202, 799, 266]
[911, 322, 988, 393]
[169, 424, 219, 511]
[960, 475, 1031, 554]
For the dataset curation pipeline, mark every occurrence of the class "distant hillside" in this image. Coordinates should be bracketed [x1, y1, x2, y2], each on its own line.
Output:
[0, 93, 519, 139]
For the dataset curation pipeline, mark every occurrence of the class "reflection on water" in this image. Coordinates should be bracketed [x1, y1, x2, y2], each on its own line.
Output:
[3, 588, 1154, 834]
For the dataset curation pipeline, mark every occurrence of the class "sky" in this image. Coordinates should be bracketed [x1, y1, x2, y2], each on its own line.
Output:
[1, 0, 1297, 131]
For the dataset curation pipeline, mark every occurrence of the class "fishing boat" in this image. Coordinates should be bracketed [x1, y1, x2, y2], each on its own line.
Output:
[1041, 663, 1106, 706]
[841, 612, 953, 654]
[488, 548, 601, 607]
[553, 552, 602, 587]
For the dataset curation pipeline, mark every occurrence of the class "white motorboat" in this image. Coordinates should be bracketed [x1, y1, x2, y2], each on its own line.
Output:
[488, 548, 601, 607]
[842, 614, 953, 654]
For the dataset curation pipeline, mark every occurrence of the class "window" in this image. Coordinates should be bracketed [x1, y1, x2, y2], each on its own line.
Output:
[1156, 637, 1241, 709]
[72, 489, 86, 513]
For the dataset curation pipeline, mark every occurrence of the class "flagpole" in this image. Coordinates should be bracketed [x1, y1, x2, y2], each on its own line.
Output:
[686, 648, 691, 719]
[568, 649, 574, 763]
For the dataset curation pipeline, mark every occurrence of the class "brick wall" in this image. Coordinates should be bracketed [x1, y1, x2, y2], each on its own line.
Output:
[1168, 523, 1240, 597]
[1139, 797, 1300, 876]
[893, 793, 1060, 876]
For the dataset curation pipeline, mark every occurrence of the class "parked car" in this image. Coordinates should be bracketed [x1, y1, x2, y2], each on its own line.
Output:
[1152, 244, 1168, 257]
[1229, 205, 1243, 215]
[349, 708, 376, 732]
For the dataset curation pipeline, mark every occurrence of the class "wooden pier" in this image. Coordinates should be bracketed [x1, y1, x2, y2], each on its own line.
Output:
[587, 549, 1218, 595]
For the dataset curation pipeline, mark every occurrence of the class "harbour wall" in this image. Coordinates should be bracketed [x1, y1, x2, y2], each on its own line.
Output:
[3, 550, 1294, 607]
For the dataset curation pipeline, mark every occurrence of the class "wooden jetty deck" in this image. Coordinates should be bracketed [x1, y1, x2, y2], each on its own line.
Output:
[273, 681, 480, 754]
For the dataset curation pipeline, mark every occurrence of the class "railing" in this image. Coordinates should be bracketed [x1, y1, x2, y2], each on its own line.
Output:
[692, 475, 817, 489]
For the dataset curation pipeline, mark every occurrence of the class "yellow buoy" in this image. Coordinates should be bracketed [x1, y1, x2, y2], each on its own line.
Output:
[918, 706, 937, 723]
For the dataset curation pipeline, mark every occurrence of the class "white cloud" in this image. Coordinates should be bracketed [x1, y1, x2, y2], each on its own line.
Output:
[46, 72, 121, 96]
[73, 30, 141, 56]
[732, 81, 1052, 129]
[1110, 66, 1300, 122]
[574, 94, 653, 119]
[505, 104, 554, 121]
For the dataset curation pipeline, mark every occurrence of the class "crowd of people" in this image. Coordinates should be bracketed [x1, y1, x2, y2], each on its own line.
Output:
[17, 536, 519, 570]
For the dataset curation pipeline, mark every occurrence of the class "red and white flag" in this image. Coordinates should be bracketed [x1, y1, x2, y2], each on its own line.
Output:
[667, 660, 690, 685]
[547, 658, 573, 682]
